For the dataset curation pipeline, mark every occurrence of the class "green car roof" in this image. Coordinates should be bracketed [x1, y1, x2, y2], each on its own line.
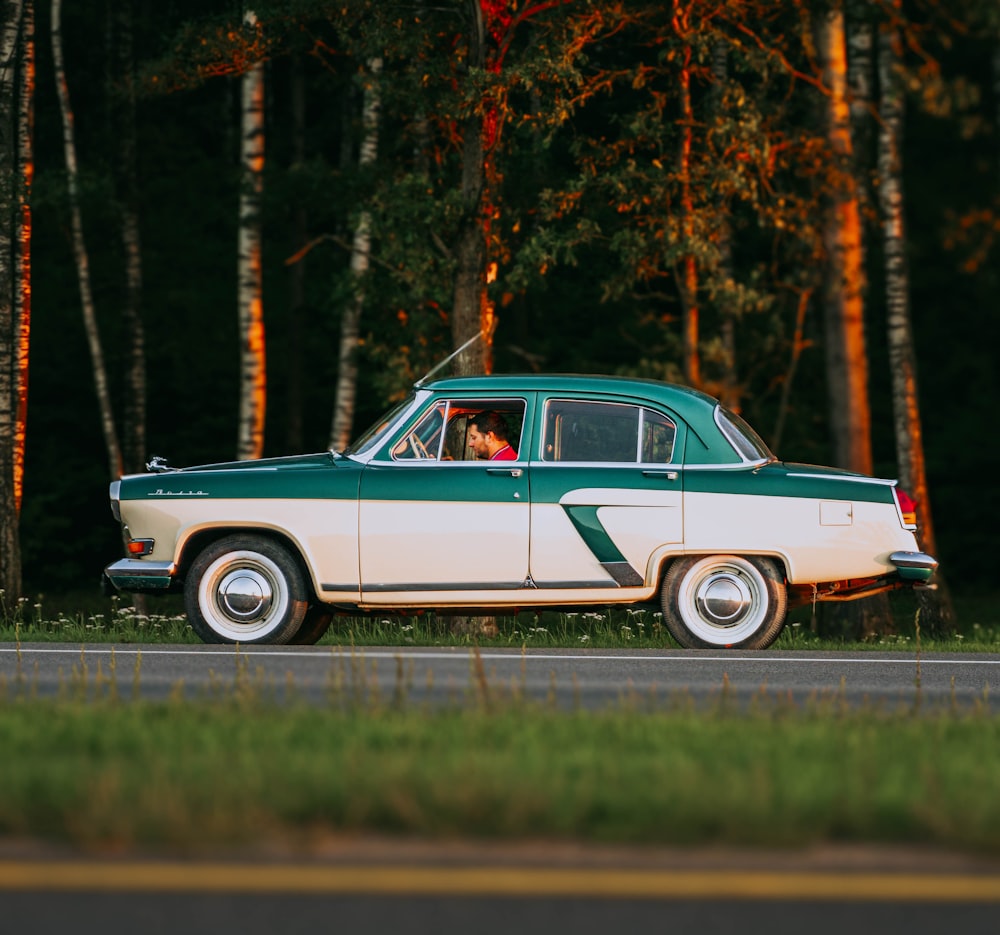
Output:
[423, 373, 721, 426]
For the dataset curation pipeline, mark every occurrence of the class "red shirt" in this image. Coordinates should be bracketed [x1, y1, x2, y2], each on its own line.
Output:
[490, 444, 517, 461]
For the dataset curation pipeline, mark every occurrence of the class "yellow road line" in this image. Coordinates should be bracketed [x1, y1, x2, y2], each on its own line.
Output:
[0, 862, 999, 901]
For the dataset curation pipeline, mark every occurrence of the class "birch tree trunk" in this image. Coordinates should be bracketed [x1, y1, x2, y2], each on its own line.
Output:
[330, 57, 382, 452]
[114, 0, 145, 475]
[13, 0, 30, 513]
[877, 5, 954, 635]
[847, 13, 874, 208]
[0, 0, 24, 602]
[52, 0, 122, 480]
[236, 8, 266, 461]
[817, 3, 871, 477]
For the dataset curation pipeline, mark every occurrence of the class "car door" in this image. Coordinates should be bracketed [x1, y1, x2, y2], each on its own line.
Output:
[528, 397, 684, 590]
[357, 396, 531, 599]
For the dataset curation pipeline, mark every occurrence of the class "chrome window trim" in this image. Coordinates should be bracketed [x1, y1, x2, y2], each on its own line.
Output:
[531, 460, 683, 470]
[714, 405, 774, 464]
[385, 395, 529, 464]
[682, 460, 771, 471]
[542, 398, 676, 465]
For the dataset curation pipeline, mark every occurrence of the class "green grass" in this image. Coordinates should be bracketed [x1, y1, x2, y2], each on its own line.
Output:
[1, 589, 998, 651]
[1, 675, 999, 853]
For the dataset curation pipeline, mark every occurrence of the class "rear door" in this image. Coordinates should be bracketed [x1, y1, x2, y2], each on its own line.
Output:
[528, 397, 684, 590]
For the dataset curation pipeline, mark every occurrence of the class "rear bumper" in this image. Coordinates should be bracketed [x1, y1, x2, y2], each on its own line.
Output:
[888, 550, 938, 582]
[104, 559, 177, 592]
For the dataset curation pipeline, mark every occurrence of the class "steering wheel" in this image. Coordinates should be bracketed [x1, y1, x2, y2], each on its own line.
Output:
[409, 434, 431, 459]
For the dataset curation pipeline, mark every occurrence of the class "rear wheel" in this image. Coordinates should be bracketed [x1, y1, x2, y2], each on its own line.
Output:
[660, 555, 787, 650]
[184, 535, 308, 644]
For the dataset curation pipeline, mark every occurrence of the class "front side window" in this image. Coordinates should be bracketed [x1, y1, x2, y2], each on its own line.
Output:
[542, 400, 676, 463]
[392, 398, 526, 461]
[392, 403, 447, 460]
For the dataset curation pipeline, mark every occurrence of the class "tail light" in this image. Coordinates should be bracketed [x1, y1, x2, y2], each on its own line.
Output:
[894, 487, 917, 529]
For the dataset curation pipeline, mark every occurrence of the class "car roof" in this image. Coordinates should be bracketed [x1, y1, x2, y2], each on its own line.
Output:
[421, 373, 721, 422]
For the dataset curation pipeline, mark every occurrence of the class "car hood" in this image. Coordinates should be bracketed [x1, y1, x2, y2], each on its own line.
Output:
[117, 451, 360, 501]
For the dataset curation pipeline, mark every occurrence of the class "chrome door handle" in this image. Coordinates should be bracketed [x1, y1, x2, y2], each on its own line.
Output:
[487, 467, 523, 477]
[642, 470, 678, 480]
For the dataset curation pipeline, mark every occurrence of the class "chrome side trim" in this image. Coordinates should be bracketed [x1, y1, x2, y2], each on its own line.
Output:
[362, 580, 525, 592]
[533, 580, 620, 590]
[786, 472, 895, 486]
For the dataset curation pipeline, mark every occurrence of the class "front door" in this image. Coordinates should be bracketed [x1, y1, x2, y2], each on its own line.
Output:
[358, 397, 530, 600]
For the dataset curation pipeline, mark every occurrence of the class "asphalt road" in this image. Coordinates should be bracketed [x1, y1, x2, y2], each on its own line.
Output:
[2, 839, 1000, 935]
[1, 642, 998, 712]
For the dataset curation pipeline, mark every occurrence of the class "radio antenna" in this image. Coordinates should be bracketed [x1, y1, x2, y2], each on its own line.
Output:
[414, 325, 493, 387]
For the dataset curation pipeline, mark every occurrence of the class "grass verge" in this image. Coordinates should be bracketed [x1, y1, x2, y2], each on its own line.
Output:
[1, 680, 999, 854]
[1, 589, 998, 651]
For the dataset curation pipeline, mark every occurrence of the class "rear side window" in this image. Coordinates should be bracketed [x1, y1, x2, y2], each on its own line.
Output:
[542, 400, 675, 463]
[716, 406, 773, 462]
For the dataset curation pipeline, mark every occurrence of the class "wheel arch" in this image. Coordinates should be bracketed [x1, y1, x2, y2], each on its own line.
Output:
[178, 526, 321, 602]
[654, 550, 791, 589]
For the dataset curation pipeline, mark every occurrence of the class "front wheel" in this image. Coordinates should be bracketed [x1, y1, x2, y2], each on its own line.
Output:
[184, 535, 308, 644]
[290, 606, 333, 645]
[660, 555, 787, 650]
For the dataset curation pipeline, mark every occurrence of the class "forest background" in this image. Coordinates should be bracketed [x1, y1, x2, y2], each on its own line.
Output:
[0, 0, 997, 618]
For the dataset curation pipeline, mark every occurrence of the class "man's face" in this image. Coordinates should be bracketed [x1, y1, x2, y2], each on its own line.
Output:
[468, 424, 491, 458]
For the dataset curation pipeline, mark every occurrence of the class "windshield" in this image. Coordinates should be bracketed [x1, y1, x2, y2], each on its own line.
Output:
[716, 407, 775, 462]
[342, 396, 417, 457]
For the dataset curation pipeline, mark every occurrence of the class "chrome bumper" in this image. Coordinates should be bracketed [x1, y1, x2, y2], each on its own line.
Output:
[104, 559, 177, 591]
[889, 550, 938, 582]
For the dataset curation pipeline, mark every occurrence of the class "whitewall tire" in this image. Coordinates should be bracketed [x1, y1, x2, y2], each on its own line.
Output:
[184, 535, 309, 644]
[660, 555, 787, 650]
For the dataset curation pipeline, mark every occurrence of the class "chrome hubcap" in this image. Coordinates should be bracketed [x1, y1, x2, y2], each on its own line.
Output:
[218, 568, 273, 621]
[694, 572, 753, 627]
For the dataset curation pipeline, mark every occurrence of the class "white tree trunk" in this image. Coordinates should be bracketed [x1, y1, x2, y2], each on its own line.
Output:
[114, 0, 145, 475]
[847, 15, 874, 168]
[236, 9, 266, 461]
[878, 5, 953, 634]
[331, 57, 382, 452]
[877, 11, 931, 550]
[52, 0, 121, 479]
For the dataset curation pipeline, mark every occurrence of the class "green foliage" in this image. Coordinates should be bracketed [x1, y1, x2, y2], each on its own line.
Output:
[9, 0, 999, 596]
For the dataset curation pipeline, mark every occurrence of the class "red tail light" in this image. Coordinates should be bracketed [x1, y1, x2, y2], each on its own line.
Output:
[895, 488, 917, 528]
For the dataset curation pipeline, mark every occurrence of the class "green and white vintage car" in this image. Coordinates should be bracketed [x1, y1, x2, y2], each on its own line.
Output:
[104, 375, 937, 649]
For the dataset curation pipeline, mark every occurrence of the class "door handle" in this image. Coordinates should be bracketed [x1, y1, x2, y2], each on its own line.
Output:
[487, 467, 523, 477]
[642, 470, 678, 480]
